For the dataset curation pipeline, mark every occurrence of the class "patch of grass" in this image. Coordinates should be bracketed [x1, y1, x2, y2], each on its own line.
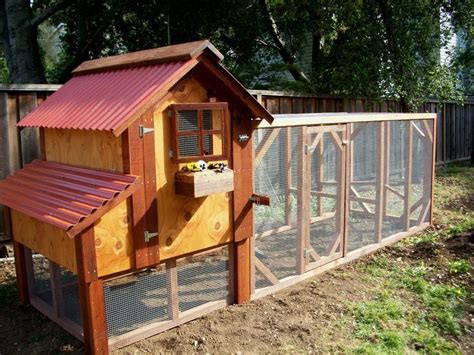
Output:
[448, 259, 471, 275]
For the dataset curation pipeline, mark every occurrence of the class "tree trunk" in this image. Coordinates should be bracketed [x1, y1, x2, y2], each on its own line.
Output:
[2, 0, 45, 83]
[258, 0, 310, 84]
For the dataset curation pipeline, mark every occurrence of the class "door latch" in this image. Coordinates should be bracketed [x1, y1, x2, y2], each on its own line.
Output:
[139, 125, 154, 138]
[144, 231, 159, 243]
[249, 193, 271, 206]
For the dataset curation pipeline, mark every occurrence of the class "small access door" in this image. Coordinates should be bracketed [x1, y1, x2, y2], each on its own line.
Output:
[299, 124, 347, 272]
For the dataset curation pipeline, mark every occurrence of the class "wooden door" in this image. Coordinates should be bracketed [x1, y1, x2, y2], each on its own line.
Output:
[302, 124, 347, 271]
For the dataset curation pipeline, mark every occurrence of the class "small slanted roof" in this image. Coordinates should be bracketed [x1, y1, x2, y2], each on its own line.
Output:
[17, 40, 272, 136]
[0, 160, 140, 238]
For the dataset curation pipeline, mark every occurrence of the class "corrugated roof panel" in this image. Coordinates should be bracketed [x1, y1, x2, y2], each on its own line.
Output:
[0, 160, 140, 237]
[17, 61, 194, 133]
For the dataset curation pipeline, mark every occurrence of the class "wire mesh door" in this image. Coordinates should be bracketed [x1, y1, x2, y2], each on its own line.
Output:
[303, 125, 346, 271]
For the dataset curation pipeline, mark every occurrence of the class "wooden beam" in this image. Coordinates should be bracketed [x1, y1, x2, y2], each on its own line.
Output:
[232, 112, 253, 303]
[235, 238, 251, 303]
[350, 186, 373, 213]
[166, 260, 179, 320]
[6, 206, 29, 304]
[430, 118, 437, 224]
[49, 261, 64, 318]
[285, 127, 292, 226]
[254, 258, 279, 285]
[343, 124, 352, 256]
[404, 122, 413, 230]
[76, 228, 109, 354]
[296, 126, 309, 274]
[385, 184, 404, 199]
[317, 133, 324, 216]
[374, 122, 386, 243]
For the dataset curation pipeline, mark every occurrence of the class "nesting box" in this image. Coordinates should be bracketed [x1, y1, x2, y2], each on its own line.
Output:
[0, 40, 273, 353]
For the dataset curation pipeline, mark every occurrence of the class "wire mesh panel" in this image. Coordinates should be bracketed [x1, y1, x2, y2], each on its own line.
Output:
[31, 254, 53, 306]
[104, 266, 169, 337]
[383, 120, 408, 237]
[307, 126, 344, 266]
[176, 247, 231, 312]
[60, 267, 81, 326]
[253, 127, 301, 287]
[347, 122, 379, 252]
[104, 246, 231, 338]
[252, 118, 434, 293]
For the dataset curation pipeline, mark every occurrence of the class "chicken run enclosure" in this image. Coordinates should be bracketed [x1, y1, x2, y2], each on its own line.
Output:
[0, 40, 436, 353]
[251, 114, 435, 297]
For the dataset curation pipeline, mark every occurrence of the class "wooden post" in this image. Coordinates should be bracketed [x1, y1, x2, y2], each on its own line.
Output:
[285, 127, 292, 226]
[317, 133, 324, 216]
[403, 122, 413, 231]
[334, 129, 346, 247]
[232, 112, 253, 303]
[4, 207, 29, 303]
[76, 228, 108, 354]
[374, 122, 386, 243]
[382, 122, 391, 218]
[296, 126, 309, 274]
[430, 118, 437, 224]
[343, 124, 353, 256]
[49, 261, 64, 318]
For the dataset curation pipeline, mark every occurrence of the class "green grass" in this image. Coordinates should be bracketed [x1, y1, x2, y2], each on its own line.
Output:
[448, 260, 471, 275]
[348, 257, 466, 354]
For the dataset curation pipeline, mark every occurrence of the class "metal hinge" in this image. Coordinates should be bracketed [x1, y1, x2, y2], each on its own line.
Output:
[144, 231, 159, 243]
[139, 125, 154, 138]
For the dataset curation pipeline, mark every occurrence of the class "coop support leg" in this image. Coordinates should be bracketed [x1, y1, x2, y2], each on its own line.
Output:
[76, 227, 108, 354]
[235, 238, 251, 303]
[4, 207, 29, 304]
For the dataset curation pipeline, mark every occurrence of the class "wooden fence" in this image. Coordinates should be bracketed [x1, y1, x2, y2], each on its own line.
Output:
[0, 85, 472, 238]
[0, 84, 61, 239]
[249, 90, 474, 165]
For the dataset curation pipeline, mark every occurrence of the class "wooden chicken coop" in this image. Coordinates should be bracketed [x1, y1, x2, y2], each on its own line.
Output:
[0, 40, 437, 353]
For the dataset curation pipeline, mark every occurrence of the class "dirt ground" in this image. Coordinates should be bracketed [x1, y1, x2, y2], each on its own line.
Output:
[0, 166, 472, 354]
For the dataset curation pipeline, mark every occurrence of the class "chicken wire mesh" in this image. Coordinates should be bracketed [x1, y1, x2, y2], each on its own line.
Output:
[177, 247, 230, 312]
[252, 119, 433, 290]
[253, 127, 300, 284]
[347, 122, 379, 252]
[25, 249, 82, 327]
[104, 266, 169, 337]
[30, 253, 53, 306]
[104, 246, 231, 338]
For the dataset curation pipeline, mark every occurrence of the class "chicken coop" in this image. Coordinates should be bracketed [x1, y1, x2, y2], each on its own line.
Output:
[0, 40, 436, 353]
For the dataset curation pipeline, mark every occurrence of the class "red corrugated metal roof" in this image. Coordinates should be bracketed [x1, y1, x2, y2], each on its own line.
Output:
[17, 60, 196, 135]
[0, 160, 140, 237]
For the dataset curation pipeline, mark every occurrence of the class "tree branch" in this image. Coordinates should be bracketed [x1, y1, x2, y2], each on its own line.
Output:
[30, 0, 72, 28]
[258, 0, 310, 83]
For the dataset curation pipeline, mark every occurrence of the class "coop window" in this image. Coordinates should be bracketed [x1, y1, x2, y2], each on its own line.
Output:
[172, 103, 228, 162]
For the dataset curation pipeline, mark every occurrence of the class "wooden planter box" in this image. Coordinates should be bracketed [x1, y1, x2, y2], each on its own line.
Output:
[175, 169, 234, 198]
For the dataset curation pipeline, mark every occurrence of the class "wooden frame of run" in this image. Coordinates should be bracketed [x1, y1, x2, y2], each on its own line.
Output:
[251, 114, 436, 297]
[171, 102, 230, 163]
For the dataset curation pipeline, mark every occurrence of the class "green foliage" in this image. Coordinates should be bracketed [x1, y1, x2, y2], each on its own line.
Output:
[448, 260, 471, 275]
[0, 49, 10, 83]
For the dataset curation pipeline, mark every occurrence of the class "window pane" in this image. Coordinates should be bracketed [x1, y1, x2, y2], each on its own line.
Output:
[178, 135, 199, 157]
[203, 134, 223, 156]
[178, 110, 198, 131]
[203, 109, 223, 131]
